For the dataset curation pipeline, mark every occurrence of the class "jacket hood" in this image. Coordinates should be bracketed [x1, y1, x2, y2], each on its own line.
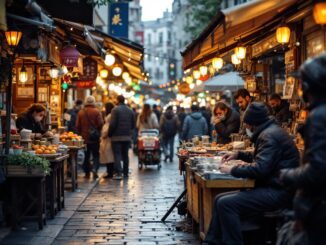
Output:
[190, 112, 203, 120]
[251, 117, 276, 143]
[164, 110, 174, 120]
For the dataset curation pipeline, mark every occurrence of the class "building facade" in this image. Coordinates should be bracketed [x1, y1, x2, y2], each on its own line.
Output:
[128, 0, 143, 44]
[143, 10, 174, 85]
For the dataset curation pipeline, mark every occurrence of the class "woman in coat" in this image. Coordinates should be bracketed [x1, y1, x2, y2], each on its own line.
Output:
[136, 104, 159, 132]
[100, 102, 115, 178]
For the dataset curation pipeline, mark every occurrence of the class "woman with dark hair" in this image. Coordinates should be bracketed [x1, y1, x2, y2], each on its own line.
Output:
[212, 102, 240, 144]
[100, 102, 115, 178]
[16, 103, 53, 137]
[136, 104, 159, 131]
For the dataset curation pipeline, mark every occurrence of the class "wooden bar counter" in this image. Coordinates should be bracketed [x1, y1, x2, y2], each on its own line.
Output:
[185, 163, 255, 240]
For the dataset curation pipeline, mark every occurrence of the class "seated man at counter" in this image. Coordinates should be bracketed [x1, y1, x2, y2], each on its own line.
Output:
[203, 102, 299, 245]
[16, 103, 53, 138]
[212, 102, 240, 144]
[234, 89, 252, 134]
[269, 93, 292, 125]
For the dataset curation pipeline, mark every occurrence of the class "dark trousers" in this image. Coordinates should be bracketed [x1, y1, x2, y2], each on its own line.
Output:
[112, 141, 130, 176]
[204, 188, 292, 245]
[306, 201, 326, 245]
[84, 142, 100, 174]
[162, 136, 175, 160]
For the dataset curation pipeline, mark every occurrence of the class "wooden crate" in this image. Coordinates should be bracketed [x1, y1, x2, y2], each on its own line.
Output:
[6, 165, 46, 177]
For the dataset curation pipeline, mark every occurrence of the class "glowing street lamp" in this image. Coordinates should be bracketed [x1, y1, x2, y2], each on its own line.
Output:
[5, 31, 22, 47]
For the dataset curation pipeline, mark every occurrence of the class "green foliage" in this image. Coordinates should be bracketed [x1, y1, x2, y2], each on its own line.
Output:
[87, 0, 112, 7]
[185, 0, 222, 39]
[6, 153, 51, 175]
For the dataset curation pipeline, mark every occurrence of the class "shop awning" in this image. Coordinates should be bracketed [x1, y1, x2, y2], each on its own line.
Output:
[182, 0, 298, 70]
[191, 72, 244, 93]
[53, 18, 144, 80]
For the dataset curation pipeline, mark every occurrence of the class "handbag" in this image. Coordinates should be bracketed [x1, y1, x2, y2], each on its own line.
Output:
[84, 109, 100, 142]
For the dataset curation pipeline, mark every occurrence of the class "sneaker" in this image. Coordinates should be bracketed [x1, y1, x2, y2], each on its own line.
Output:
[103, 174, 113, 179]
[169, 157, 173, 163]
[113, 174, 122, 180]
[123, 174, 129, 178]
[84, 173, 90, 178]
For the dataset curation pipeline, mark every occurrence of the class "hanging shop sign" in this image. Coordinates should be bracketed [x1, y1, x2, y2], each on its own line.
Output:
[48, 40, 61, 65]
[78, 57, 98, 81]
[76, 81, 96, 88]
[244, 76, 256, 92]
[252, 35, 280, 58]
[179, 82, 190, 95]
[60, 45, 80, 67]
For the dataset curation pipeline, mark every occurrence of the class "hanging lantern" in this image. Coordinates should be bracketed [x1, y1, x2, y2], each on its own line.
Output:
[112, 65, 122, 77]
[193, 70, 200, 79]
[61, 65, 68, 75]
[125, 77, 132, 85]
[49, 66, 59, 79]
[105, 53, 115, 66]
[313, 2, 326, 25]
[276, 25, 291, 44]
[5, 31, 22, 47]
[99, 69, 109, 79]
[212, 57, 223, 70]
[199, 65, 208, 76]
[231, 54, 241, 65]
[19, 65, 28, 83]
[122, 72, 130, 80]
[235, 46, 246, 59]
[60, 45, 80, 67]
[186, 76, 193, 84]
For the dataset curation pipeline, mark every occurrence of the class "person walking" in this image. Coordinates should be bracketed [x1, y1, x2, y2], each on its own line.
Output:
[203, 102, 299, 245]
[212, 102, 240, 144]
[152, 104, 161, 122]
[279, 54, 326, 245]
[76, 96, 103, 179]
[137, 104, 159, 131]
[182, 105, 208, 141]
[160, 106, 179, 162]
[177, 107, 187, 141]
[99, 102, 115, 178]
[108, 95, 135, 180]
[67, 99, 83, 133]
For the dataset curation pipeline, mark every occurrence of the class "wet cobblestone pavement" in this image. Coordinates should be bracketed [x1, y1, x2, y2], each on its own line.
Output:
[52, 153, 200, 245]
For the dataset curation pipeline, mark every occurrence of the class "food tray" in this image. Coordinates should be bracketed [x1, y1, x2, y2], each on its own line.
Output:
[36, 153, 61, 158]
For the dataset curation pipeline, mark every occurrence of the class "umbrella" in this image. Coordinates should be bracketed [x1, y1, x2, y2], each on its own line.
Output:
[191, 71, 244, 93]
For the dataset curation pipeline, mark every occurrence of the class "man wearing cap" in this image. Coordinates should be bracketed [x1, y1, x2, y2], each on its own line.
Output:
[203, 102, 299, 245]
[76, 96, 103, 179]
[280, 53, 326, 244]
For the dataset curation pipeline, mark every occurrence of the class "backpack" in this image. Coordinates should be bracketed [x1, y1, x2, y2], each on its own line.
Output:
[163, 117, 177, 138]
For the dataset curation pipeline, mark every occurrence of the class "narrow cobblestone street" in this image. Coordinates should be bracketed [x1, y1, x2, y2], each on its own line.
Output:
[52, 152, 200, 245]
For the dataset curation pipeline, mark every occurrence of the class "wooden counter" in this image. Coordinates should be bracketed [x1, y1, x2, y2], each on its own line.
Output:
[185, 163, 255, 240]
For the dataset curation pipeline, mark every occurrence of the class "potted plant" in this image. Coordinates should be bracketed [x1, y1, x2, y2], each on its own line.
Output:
[6, 153, 51, 177]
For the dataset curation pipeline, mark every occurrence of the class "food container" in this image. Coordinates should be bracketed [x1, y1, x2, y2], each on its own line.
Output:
[13, 148, 23, 155]
[202, 135, 210, 144]
[20, 129, 32, 140]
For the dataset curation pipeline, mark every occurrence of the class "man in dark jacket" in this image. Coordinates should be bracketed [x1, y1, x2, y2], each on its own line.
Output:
[177, 107, 187, 139]
[201, 106, 212, 137]
[280, 54, 326, 245]
[182, 105, 208, 141]
[213, 102, 240, 144]
[67, 99, 83, 133]
[203, 102, 299, 245]
[234, 89, 252, 134]
[160, 106, 179, 162]
[109, 95, 135, 180]
[269, 93, 291, 125]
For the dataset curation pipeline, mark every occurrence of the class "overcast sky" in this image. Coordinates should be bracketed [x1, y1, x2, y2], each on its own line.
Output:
[140, 0, 173, 21]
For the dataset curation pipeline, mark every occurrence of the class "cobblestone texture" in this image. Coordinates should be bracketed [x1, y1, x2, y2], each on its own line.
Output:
[53, 153, 200, 245]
